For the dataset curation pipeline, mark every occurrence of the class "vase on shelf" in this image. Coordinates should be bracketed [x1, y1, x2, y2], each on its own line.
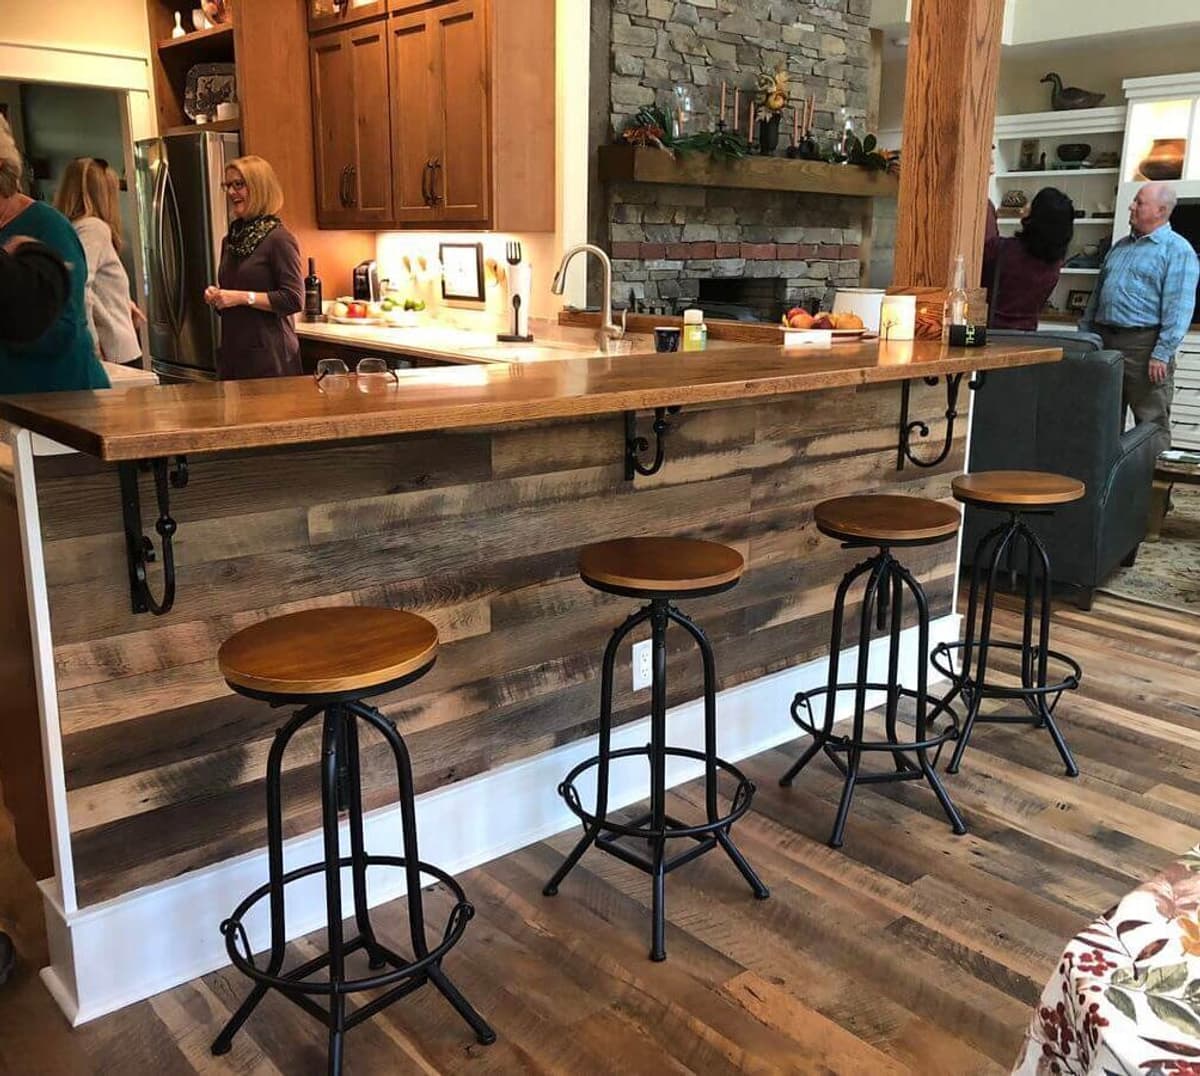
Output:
[758, 114, 781, 155]
[171, 11, 186, 38]
[1138, 138, 1186, 181]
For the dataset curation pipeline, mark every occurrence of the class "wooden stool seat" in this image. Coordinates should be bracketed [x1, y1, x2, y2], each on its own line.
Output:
[218, 607, 438, 698]
[813, 495, 960, 546]
[952, 470, 1086, 509]
[579, 537, 744, 595]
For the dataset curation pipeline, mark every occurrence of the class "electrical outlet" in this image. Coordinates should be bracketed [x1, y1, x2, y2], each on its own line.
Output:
[632, 639, 653, 691]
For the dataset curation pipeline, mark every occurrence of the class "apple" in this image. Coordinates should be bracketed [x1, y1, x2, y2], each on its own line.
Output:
[789, 310, 815, 329]
[330, 301, 349, 318]
[812, 314, 834, 330]
[347, 302, 368, 319]
[367, 301, 384, 318]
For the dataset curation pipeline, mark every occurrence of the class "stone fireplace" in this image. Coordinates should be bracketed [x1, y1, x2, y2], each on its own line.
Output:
[599, 0, 875, 317]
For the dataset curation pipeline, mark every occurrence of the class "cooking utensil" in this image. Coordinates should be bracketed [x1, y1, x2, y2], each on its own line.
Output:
[506, 241, 522, 266]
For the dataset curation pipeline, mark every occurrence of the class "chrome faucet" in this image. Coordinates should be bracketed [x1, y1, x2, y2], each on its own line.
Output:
[551, 244, 627, 353]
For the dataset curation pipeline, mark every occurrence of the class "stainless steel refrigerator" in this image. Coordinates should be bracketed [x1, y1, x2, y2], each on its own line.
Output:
[135, 131, 240, 382]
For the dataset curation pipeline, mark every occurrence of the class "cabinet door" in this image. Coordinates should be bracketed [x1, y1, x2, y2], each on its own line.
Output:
[431, 0, 491, 224]
[344, 20, 394, 225]
[390, 10, 442, 225]
[309, 32, 358, 228]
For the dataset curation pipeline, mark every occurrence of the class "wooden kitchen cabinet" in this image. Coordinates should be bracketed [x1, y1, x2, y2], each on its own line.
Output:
[391, 0, 489, 225]
[310, 0, 554, 231]
[307, 0, 389, 35]
[309, 18, 394, 228]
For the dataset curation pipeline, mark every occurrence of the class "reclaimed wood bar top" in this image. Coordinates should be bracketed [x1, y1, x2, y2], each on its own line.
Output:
[0, 339, 1060, 462]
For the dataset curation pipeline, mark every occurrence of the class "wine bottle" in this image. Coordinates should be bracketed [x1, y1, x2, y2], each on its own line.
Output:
[304, 257, 323, 321]
[943, 253, 969, 340]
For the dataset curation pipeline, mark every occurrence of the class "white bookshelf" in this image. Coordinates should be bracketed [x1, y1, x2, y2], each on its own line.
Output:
[991, 107, 1126, 320]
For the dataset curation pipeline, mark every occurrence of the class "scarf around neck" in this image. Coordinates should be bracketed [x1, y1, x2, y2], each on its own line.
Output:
[227, 214, 280, 260]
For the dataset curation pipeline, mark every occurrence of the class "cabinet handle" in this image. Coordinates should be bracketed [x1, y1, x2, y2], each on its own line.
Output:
[338, 164, 350, 208]
[421, 160, 432, 206]
[346, 165, 357, 208]
[430, 158, 442, 206]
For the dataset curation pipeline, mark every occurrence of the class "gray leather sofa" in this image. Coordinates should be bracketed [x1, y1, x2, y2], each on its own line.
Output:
[962, 330, 1160, 609]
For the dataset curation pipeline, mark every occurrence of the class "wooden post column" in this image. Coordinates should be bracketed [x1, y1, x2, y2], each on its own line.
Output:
[893, 0, 1005, 290]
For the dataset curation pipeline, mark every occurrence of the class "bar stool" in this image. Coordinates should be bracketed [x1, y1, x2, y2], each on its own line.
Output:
[779, 495, 967, 848]
[209, 608, 494, 1075]
[543, 537, 769, 962]
[931, 471, 1083, 777]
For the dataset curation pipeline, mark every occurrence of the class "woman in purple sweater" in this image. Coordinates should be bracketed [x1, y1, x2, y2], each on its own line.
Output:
[203, 155, 303, 379]
[983, 188, 1075, 330]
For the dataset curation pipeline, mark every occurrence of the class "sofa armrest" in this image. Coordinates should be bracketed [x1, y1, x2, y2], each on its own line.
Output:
[1093, 421, 1160, 571]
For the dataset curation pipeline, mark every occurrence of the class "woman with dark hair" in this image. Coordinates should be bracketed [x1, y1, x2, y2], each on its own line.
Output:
[982, 187, 1075, 330]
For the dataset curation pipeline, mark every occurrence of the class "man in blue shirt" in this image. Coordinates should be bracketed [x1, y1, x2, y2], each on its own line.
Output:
[1079, 182, 1199, 451]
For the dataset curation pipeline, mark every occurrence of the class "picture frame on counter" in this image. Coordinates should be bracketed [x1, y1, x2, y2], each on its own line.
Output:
[1066, 288, 1092, 313]
[440, 242, 486, 303]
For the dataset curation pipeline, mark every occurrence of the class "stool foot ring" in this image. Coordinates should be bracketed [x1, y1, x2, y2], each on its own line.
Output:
[781, 684, 966, 846]
[545, 744, 767, 960]
[931, 641, 1080, 777]
[212, 854, 493, 1056]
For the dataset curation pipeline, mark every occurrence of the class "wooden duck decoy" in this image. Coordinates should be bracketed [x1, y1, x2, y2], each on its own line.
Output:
[1041, 73, 1106, 111]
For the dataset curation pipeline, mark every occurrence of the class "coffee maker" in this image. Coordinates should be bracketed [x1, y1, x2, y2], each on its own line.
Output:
[352, 260, 380, 302]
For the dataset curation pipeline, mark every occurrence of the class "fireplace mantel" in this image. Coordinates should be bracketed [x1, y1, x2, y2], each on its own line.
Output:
[598, 145, 899, 198]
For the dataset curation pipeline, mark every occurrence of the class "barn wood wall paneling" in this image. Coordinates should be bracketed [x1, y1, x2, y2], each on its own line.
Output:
[35, 380, 966, 906]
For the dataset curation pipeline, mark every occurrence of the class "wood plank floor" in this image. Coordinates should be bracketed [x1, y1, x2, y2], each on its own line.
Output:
[2, 592, 1199, 1075]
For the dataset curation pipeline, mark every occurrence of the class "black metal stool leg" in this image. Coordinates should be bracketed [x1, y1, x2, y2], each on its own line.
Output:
[544, 607, 650, 897]
[648, 600, 669, 961]
[780, 557, 874, 787]
[341, 706, 387, 970]
[947, 520, 1018, 774]
[897, 563, 966, 835]
[829, 748, 861, 849]
[320, 708, 348, 1076]
[669, 607, 768, 900]
[884, 565, 916, 775]
[1026, 526, 1080, 777]
[213, 705, 317, 1057]
[350, 703, 496, 1045]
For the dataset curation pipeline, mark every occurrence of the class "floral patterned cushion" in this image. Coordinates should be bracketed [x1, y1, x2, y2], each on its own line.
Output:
[1014, 848, 1200, 1076]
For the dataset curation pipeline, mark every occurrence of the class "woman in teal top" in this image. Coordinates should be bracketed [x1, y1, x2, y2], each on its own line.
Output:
[0, 116, 109, 394]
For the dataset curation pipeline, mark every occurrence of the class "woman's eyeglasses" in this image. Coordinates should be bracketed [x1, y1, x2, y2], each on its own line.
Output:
[221, 179, 247, 193]
[314, 357, 400, 388]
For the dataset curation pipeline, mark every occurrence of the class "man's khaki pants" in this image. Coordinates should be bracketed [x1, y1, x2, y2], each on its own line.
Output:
[1098, 325, 1173, 453]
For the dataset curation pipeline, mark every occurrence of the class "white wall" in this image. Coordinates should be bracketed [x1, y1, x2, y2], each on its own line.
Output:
[997, 28, 1200, 114]
[1, 0, 151, 58]
[1008, 0, 1200, 45]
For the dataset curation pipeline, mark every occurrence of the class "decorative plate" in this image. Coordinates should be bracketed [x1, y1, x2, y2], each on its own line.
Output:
[184, 63, 237, 120]
[328, 316, 386, 326]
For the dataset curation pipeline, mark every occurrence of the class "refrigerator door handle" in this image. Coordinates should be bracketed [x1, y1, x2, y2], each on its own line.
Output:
[163, 162, 187, 334]
[152, 155, 179, 339]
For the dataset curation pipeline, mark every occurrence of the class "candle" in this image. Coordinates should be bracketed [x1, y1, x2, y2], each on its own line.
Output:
[793, 105, 799, 144]
[720, 80, 727, 124]
[748, 94, 755, 136]
[879, 295, 917, 342]
[807, 95, 815, 132]
[733, 87, 740, 132]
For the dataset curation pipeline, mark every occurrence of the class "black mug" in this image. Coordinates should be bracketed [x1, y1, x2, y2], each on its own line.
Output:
[654, 327, 682, 353]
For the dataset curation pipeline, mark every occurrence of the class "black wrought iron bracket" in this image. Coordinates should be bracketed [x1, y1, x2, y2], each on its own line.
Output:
[896, 371, 987, 470]
[118, 456, 189, 615]
[625, 406, 681, 480]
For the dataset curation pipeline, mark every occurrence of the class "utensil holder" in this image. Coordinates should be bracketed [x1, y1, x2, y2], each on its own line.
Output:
[498, 263, 533, 343]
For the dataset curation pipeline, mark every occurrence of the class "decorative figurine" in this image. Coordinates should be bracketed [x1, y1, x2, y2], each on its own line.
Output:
[1041, 73, 1106, 111]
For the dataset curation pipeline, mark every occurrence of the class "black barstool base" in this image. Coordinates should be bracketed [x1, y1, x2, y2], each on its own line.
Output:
[543, 598, 768, 962]
[779, 548, 967, 848]
[212, 700, 494, 1073]
[932, 512, 1081, 777]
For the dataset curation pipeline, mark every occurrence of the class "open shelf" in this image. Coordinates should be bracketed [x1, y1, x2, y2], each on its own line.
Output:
[157, 23, 234, 52]
[997, 168, 1120, 179]
[598, 144, 898, 198]
[997, 217, 1114, 227]
[163, 118, 241, 137]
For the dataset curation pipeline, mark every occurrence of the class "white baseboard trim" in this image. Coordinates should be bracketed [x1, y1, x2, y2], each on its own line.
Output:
[42, 613, 958, 1025]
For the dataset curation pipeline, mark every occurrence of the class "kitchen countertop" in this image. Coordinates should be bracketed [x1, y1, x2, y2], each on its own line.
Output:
[295, 318, 676, 364]
[0, 339, 1061, 462]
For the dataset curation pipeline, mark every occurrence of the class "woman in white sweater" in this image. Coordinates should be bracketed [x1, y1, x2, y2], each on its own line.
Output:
[54, 157, 143, 365]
